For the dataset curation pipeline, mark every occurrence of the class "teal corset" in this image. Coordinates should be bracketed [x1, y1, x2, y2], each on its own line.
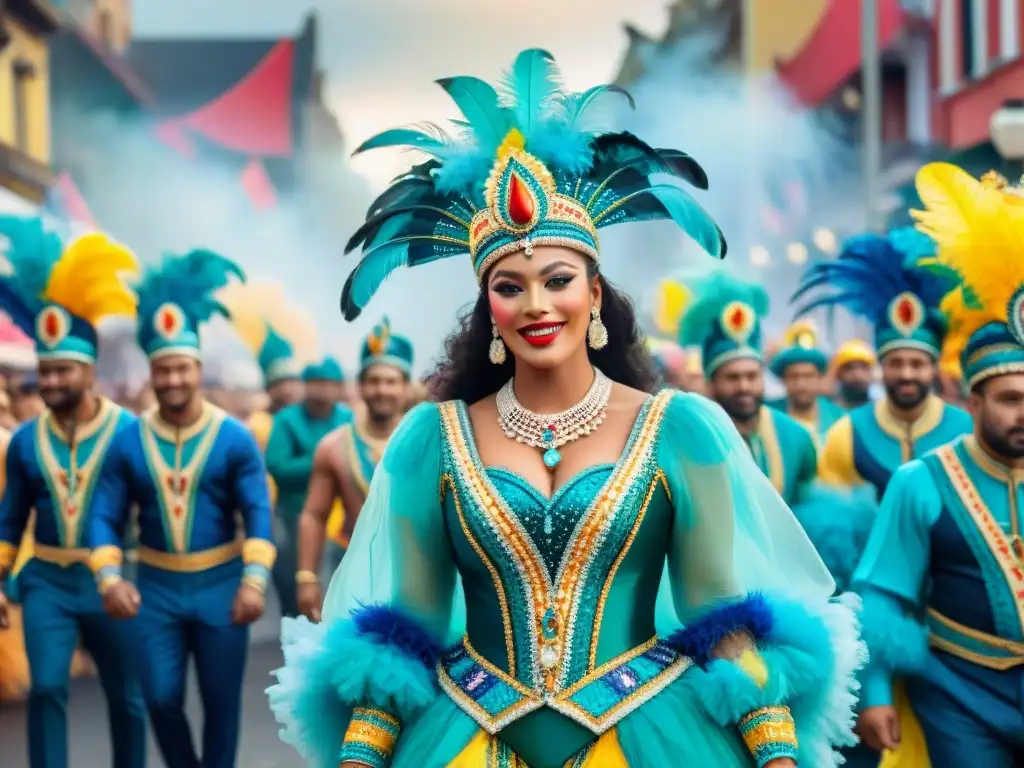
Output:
[436, 395, 690, 763]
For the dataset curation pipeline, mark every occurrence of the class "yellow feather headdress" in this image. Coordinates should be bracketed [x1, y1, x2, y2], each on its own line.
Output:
[781, 318, 819, 350]
[912, 162, 1024, 367]
[44, 233, 139, 326]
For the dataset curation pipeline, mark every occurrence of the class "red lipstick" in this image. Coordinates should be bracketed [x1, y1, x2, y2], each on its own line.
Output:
[518, 321, 565, 347]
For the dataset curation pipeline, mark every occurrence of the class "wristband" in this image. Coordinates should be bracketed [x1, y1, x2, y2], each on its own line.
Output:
[295, 569, 319, 585]
[738, 706, 798, 767]
[338, 707, 400, 768]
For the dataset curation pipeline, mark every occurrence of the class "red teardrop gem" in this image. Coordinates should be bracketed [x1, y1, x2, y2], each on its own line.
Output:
[173, 504, 183, 518]
[162, 310, 176, 333]
[729, 307, 745, 330]
[178, 477, 187, 494]
[507, 174, 535, 226]
[66, 505, 76, 518]
[897, 298, 914, 325]
[45, 312, 58, 338]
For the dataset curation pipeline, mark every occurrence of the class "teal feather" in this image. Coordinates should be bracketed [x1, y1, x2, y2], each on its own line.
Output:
[136, 248, 245, 326]
[354, 127, 449, 156]
[0, 215, 64, 333]
[504, 49, 561, 140]
[677, 271, 768, 346]
[564, 84, 635, 129]
[598, 184, 724, 258]
[435, 77, 511, 152]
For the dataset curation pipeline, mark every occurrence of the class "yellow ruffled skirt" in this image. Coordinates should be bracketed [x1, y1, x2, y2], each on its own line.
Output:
[449, 730, 627, 767]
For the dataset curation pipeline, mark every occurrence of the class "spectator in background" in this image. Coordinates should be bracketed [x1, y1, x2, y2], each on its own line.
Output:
[9, 374, 43, 423]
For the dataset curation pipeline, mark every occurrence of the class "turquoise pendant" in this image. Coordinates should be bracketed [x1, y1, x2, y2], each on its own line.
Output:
[542, 423, 560, 469]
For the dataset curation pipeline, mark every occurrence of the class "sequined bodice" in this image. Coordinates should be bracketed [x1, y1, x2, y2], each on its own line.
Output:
[438, 396, 676, 692]
[485, 466, 614, 578]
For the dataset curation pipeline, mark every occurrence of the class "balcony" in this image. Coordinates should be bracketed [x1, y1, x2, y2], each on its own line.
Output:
[0, 141, 57, 203]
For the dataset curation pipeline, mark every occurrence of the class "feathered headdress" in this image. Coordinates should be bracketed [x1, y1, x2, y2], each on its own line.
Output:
[134, 249, 244, 360]
[360, 316, 414, 376]
[340, 48, 725, 319]
[768, 318, 828, 378]
[651, 276, 693, 337]
[911, 163, 1024, 386]
[791, 226, 952, 359]
[0, 215, 138, 363]
[219, 283, 303, 385]
[676, 270, 769, 377]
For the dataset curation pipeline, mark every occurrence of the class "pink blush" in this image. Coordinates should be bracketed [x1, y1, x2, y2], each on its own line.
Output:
[489, 297, 516, 329]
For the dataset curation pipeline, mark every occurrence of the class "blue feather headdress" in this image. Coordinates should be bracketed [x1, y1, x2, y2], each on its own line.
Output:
[791, 227, 952, 359]
[676, 270, 769, 377]
[341, 48, 725, 320]
[0, 215, 139, 363]
[135, 249, 245, 360]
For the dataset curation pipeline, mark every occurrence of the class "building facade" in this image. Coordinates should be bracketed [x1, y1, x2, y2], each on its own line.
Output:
[0, 0, 57, 211]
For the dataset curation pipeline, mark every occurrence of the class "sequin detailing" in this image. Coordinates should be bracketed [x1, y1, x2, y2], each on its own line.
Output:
[436, 391, 682, 734]
[738, 706, 799, 767]
[339, 707, 400, 768]
[438, 635, 691, 735]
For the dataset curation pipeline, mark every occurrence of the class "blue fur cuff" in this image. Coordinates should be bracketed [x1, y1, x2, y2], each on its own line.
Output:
[353, 604, 444, 670]
[666, 593, 774, 665]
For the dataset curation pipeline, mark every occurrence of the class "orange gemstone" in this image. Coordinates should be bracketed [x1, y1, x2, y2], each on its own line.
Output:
[507, 174, 535, 225]
[44, 311, 58, 338]
[66, 505, 76, 518]
[173, 505, 183, 518]
[161, 310, 176, 334]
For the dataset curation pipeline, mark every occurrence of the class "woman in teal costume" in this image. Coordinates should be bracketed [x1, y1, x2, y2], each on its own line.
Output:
[268, 50, 863, 768]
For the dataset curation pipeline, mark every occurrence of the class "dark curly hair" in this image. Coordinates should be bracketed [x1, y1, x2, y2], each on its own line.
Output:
[429, 262, 658, 404]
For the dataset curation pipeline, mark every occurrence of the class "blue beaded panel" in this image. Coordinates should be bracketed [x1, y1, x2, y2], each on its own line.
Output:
[437, 635, 691, 736]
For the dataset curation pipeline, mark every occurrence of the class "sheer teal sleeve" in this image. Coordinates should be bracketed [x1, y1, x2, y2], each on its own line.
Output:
[268, 402, 462, 768]
[659, 392, 835, 620]
[657, 392, 865, 768]
[851, 460, 938, 709]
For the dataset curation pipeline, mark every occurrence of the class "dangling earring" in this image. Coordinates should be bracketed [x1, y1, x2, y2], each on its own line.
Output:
[588, 306, 608, 350]
[489, 320, 507, 365]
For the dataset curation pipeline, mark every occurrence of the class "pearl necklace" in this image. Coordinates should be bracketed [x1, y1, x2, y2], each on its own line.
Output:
[496, 368, 612, 470]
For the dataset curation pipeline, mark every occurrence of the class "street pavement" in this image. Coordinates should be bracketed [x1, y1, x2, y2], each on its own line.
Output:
[0, 601, 301, 767]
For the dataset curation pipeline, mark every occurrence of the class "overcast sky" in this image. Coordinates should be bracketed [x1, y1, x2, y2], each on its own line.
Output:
[134, 0, 670, 183]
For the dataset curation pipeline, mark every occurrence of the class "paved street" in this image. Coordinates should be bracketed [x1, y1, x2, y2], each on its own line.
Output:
[0, 603, 302, 767]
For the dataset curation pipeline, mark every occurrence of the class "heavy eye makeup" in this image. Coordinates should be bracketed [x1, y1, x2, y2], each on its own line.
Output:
[490, 273, 577, 295]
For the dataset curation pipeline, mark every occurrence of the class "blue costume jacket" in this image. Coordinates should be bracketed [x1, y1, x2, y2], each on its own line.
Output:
[820, 395, 972, 500]
[86, 401, 275, 768]
[0, 398, 146, 768]
[854, 435, 1024, 765]
[747, 405, 818, 507]
[766, 395, 846, 450]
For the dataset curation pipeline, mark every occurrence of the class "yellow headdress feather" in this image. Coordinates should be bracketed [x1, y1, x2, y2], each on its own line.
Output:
[218, 282, 269, 355]
[216, 281, 318, 363]
[911, 162, 1024, 367]
[652, 278, 692, 336]
[43, 233, 139, 325]
[782, 318, 818, 349]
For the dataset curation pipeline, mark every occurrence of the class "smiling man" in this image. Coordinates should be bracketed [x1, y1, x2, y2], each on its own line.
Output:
[852, 165, 1024, 768]
[678, 271, 817, 506]
[295, 318, 413, 621]
[86, 249, 275, 768]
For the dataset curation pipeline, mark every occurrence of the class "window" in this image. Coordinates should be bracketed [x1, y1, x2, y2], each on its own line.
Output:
[960, 0, 975, 79]
[98, 9, 114, 47]
[12, 59, 34, 153]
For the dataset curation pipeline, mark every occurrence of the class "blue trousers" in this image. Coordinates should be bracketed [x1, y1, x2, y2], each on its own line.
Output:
[907, 650, 1024, 767]
[136, 559, 249, 768]
[270, 511, 298, 618]
[19, 559, 146, 768]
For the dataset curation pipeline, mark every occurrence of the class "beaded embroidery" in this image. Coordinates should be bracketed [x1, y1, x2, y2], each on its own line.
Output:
[35, 399, 122, 547]
[438, 635, 690, 735]
[139, 403, 226, 553]
[339, 707, 400, 768]
[738, 706, 798, 767]
[436, 391, 686, 734]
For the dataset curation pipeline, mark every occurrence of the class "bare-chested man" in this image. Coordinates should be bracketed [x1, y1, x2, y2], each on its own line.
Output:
[295, 320, 413, 620]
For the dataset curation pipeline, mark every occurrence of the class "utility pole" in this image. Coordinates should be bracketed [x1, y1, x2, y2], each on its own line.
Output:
[862, 0, 882, 232]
